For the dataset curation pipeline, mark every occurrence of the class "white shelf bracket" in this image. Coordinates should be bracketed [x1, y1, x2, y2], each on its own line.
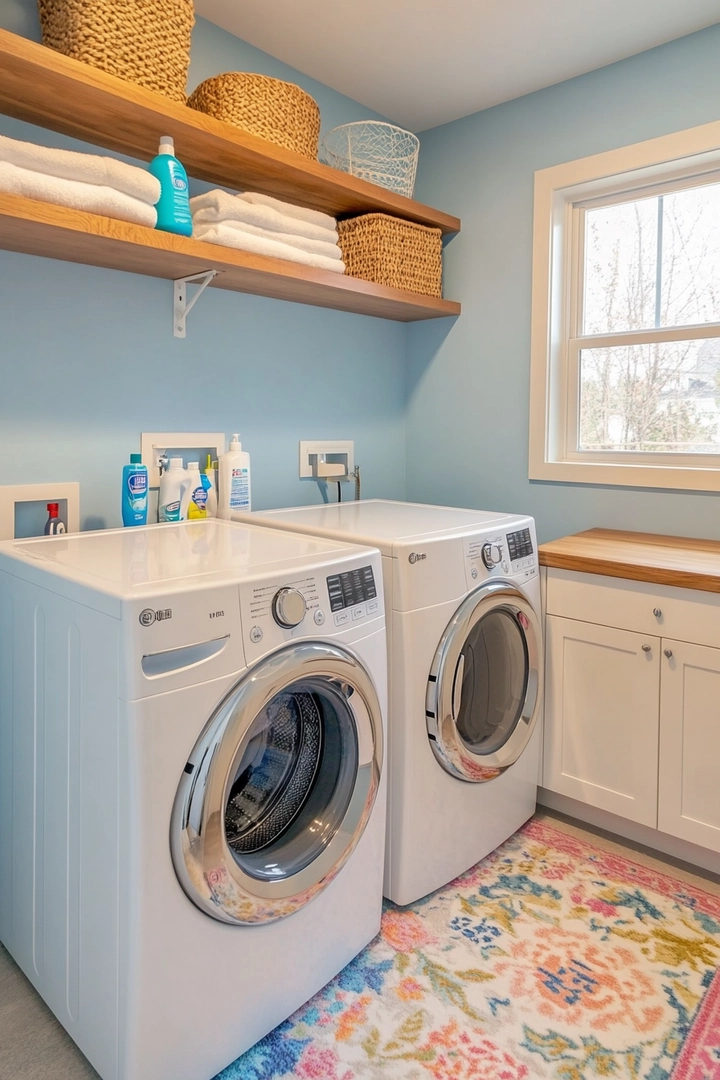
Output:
[173, 270, 218, 338]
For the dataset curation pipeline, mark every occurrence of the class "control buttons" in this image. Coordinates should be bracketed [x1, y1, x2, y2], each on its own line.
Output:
[481, 542, 503, 569]
[351, 604, 366, 621]
[334, 611, 350, 626]
[313, 609, 326, 625]
[471, 567, 478, 580]
[272, 587, 307, 629]
[367, 599, 380, 614]
[249, 626, 263, 643]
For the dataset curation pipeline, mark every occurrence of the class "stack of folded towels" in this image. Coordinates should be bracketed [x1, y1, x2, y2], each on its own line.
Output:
[190, 190, 345, 273]
[0, 134, 161, 228]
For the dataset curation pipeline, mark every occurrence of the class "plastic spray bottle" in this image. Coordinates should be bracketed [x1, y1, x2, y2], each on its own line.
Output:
[218, 434, 251, 517]
[122, 453, 148, 527]
[148, 136, 192, 236]
[204, 455, 218, 518]
[182, 462, 209, 520]
[158, 458, 190, 522]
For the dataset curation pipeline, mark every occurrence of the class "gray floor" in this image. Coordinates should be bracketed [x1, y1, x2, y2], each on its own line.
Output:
[2, 811, 719, 1080]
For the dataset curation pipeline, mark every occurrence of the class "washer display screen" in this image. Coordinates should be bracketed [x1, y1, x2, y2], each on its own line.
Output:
[326, 566, 377, 612]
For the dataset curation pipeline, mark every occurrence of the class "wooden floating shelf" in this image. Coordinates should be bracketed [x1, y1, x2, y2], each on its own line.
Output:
[0, 29, 460, 236]
[0, 193, 462, 322]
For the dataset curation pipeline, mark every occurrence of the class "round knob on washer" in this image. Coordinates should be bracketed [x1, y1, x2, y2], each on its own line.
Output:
[272, 588, 307, 628]
[481, 542, 503, 569]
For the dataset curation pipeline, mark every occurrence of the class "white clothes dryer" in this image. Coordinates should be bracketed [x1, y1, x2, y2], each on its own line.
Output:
[232, 500, 542, 906]
[0, 520, 386, 1080]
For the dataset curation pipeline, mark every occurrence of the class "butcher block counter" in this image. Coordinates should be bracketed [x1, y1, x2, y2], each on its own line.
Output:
[538, 527, 720, 594]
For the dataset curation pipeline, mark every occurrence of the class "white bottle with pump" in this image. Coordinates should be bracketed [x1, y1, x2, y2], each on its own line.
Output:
[218, 434, 251, 518]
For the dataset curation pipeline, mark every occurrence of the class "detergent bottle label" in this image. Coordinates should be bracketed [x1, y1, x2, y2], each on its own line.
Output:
[229, 467, 250, 511]
[187, 484, 208, 519]
[159, 500, 181, 522]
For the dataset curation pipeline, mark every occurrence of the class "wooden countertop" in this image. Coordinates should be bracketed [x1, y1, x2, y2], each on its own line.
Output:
[539, 528, 720, 593]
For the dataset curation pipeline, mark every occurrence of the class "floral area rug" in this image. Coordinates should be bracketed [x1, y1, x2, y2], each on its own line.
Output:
[216, 818, 720, 1080]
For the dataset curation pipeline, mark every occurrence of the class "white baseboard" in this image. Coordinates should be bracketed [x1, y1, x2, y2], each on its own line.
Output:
[538, 788, 720, 878]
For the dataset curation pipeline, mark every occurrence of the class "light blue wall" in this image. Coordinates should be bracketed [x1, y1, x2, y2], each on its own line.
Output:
[408, 24, 720, 543]
[0, 0, 407, 531]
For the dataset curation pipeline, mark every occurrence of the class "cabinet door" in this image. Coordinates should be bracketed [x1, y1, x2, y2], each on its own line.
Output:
[658, 639, 720, 852]
[544, 615, 660, 826]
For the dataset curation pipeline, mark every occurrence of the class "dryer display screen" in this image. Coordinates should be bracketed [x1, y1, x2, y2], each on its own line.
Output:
[326, 566, 377, 612]
[507, 528, 534, 560]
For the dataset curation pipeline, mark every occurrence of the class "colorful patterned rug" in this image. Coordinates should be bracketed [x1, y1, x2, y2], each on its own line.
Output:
[216, 818, 720, 1080]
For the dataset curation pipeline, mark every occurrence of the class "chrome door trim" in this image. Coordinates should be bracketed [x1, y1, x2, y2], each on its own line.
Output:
[426, 580, 542, 783]
[171, 640, 383, 925]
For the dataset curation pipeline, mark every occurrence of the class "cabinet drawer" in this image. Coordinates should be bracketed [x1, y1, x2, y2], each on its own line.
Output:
[546, 569, 720, 650]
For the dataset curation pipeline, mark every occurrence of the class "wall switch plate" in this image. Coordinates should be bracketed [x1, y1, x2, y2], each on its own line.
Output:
[299, 440, 354, 480]
[141, 432, 226, 487]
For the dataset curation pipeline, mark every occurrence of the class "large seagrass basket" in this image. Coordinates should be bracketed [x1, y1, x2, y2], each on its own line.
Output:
[37, 0, 194, 103]
[337, 214, 442, 297]
[187, 73, 321, 160]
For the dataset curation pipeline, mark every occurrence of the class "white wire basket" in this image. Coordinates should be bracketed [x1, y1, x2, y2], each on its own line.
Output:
[321, 121, 420, 198]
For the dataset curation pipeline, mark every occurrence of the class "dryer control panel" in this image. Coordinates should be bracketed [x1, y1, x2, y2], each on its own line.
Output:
[463, 520, 538, 590]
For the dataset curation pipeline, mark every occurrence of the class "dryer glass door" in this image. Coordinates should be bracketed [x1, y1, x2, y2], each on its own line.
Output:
[426, 580, 541, 782]
[171, 641, 383, 924]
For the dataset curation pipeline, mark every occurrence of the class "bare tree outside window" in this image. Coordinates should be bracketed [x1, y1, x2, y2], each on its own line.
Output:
[578, 183, 720, 453]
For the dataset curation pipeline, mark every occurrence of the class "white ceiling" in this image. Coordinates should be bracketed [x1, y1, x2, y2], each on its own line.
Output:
[194, 0, 720, 131]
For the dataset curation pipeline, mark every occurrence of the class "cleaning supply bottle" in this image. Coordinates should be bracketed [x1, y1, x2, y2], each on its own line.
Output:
[158, 457, 190, 522]
[43, 503, 66, 535]
[182, 461, 208, 520]
[148, 136, 192, 236]
[204, 454, 217, 518]
[122, 452, 148, 527]
[218, 434, 251, 518]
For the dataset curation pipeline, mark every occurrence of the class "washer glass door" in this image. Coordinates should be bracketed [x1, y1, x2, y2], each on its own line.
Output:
[426, 581, 541, 782]
[171, 640, 383, 924]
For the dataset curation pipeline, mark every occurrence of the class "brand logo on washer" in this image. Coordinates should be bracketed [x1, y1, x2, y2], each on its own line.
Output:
[138, 608, 173, 626]
[408, 552, 427, 564]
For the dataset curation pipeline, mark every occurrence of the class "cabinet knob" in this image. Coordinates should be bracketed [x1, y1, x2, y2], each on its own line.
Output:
[653, 608, 662, 618]
[664, 648, 673, 659]
[642, 644, 652, 652]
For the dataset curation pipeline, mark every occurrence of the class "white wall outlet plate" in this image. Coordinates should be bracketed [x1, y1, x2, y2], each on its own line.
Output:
[141, 432, 226, 487]
[0, 482, 80, 540]
[299, 440, 354, 480]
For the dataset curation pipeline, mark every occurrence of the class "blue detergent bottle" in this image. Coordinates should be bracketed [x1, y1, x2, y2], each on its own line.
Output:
[148, 136, 193, 236]
[122, 453, 149, 527]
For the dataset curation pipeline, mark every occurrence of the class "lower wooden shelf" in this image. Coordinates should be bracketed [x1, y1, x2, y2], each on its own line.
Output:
[0, 193, 461, 322]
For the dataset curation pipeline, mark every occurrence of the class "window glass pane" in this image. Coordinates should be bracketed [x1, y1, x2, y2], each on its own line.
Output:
[661, 184, 720, 327]
[578, 339, 720, 452]
[583, 199, 658, 334]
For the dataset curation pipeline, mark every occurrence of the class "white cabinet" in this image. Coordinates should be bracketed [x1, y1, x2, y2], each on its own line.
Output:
[543, 569, 720, 854]
[659, 639, 720, 850]
[544, 615, 660, 827]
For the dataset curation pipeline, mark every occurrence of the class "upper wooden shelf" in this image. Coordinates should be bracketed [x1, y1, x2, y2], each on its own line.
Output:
[0, 29, 461, 236]
[0, 192, 461, 322]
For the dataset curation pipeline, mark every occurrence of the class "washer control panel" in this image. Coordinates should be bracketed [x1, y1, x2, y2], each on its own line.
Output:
[506, 526, 536, 576]
[240, 561, 382, 659]
[464, 522, 538, 588]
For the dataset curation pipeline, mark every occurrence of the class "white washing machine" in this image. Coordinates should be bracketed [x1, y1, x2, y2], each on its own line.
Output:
[0, 519, 387, 1080]
[232, 500, 542, 906]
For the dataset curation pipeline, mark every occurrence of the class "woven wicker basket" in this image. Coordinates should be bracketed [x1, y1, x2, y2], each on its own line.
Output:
[37, 0, 194, 103]
[337, 214, 442, 297]
[187, 73, 321, 160]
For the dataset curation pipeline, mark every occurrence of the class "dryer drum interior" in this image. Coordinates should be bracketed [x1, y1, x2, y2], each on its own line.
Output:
[454, 608, 530, 756]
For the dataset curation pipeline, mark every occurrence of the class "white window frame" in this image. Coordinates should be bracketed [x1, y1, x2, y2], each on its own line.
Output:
[529, 119, 720, 492]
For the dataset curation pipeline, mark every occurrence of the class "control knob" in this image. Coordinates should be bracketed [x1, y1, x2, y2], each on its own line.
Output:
[481, 542, 503, 569]
[272, 588, 307, 629]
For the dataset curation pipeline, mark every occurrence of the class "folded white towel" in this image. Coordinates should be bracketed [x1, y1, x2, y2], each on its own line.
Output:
[190, 189, 338, 244]
[236, 191, 336, 232]
[0, 161, 157, 228]
[193, 222, 345, 274]
[193, 213, 343, 261]
[0, 133, 160, 205]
